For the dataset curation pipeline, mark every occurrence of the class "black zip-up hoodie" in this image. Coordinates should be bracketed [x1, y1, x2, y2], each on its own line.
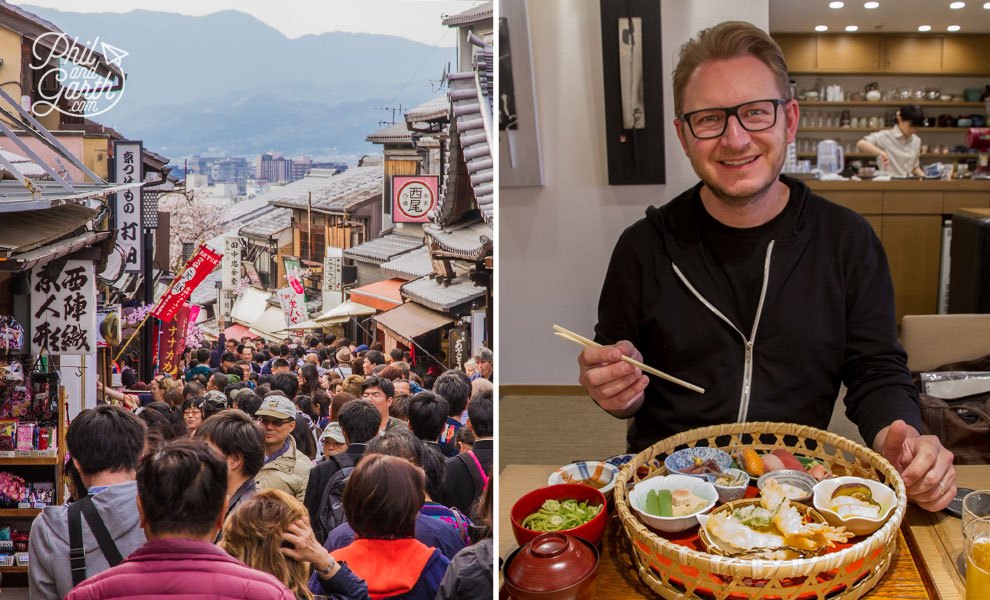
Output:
[594, 175, 921, 453]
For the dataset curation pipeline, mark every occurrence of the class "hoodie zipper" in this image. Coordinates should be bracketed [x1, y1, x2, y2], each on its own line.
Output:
[671, 240, 775, 422]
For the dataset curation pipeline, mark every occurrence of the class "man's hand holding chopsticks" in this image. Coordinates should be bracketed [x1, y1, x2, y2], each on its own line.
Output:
[578, 340, 650, 418]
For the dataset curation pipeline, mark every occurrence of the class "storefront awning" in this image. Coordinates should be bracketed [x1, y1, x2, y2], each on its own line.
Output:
[372, 301, 454, 345]
[273, 300, 376, 331]
[350, 278, 404, 311]
[249, 306, 291, 341]
[224, 323, 254, 341]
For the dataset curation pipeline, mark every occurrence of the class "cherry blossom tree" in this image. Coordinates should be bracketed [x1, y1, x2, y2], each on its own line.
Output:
[157, 191, 233, 270]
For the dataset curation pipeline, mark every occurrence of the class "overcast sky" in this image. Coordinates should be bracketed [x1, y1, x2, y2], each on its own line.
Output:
[11, 0, 480, 46]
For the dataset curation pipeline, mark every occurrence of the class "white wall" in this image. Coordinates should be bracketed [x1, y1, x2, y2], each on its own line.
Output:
[500, 1, 770, 385]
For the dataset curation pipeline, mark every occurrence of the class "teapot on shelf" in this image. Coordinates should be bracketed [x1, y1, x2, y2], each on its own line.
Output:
[865, 82, 881, 102]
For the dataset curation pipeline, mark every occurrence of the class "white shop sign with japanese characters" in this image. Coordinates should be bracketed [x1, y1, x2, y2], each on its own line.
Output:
[222, 237, 241, 289]
[277, 285, 309, 329]
[30, 260, 97, 355]
[114, 141, 143, 273]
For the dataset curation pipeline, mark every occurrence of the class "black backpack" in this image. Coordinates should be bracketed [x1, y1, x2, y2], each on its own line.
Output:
[314, 454, 355, 544]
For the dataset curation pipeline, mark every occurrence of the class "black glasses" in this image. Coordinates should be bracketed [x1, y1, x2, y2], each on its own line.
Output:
[679, 98, 787, 139]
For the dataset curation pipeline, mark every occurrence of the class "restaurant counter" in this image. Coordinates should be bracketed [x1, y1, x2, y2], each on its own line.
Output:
[499, 464, 988, 600]
[804, 178, 990, 321]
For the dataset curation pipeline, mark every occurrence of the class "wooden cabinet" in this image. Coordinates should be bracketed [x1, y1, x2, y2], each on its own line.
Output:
[881, 36, 943, 73]
[816, 35, 882, 72]
[776, 33, 990, 75]
[942, 36, 990, 74]
[812, 182, 990, 322]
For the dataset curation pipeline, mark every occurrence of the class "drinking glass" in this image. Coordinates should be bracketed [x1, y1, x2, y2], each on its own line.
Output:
[965, 517, 990, 600]
[964, 491, 990, 540]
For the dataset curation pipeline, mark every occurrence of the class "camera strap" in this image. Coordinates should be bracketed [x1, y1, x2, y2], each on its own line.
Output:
[68, 496, 124, 586]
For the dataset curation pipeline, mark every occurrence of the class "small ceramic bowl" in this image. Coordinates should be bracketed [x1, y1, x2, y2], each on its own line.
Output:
[510, 484, 608, 547]
[812, 476, 897, 536]
[664, 447, 732, 482]
[757, 470, 817, 503]
[548, 461, 621, 499]
[628, 474, 717, 532]
[712, 468, 750, 504]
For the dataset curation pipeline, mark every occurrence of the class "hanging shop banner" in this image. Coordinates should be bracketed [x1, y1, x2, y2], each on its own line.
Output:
[322, 247, 344, 312]
[113, 140, 143, 272]
[448, 327, 470, 371]
[277, 286, 309, 329]
[96, 304, 121, 348]
[392, 175, 439, 223]
[152, 244, 223, 323]
[30, 260, 96, 355]
[222, 236, 242, 290]
[153, 304, 191, 377]
[0, 316, 25, 353]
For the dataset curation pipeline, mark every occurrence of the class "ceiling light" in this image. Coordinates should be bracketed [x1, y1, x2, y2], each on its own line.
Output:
[947, 24, 962, 30]
[949, 1, 965, 7]
[984, 2, 990, 8]
[815, 25, 829, 31]
[829, 1, 845, 8]
[864, 1, 879, 7]
[845, 25, 859, 31]
[918, 25, 932, 31]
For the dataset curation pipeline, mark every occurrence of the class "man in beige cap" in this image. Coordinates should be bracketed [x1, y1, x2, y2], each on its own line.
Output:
[253, 394, 311, 502]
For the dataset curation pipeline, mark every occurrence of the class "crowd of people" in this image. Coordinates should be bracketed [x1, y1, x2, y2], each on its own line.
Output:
[34, 332, 495, 599]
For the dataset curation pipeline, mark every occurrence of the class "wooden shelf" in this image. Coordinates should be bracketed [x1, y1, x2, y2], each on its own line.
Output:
[0, 508, 41, 517]
[798, 100, 986, 108]
[0, 456, 58, 466]
[797, 152, 976, 159]
[0, 565, 28, 573]
[799, 127, 969, 133]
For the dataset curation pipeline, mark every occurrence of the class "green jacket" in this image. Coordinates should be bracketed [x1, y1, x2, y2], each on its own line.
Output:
[255, 435, 312, 502]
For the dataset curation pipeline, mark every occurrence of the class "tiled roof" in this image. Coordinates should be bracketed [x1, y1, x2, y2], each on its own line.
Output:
[188, 268, 223, 306]
[268, 166, 382, 213]
[380, 245, 433, 280]
[344, 232, 423, 263]
[406, 96, 449, 123]
[365, 122, 412, 144]
[400, 274, 485, 312]
[424, 219, 492, 260]
[0, 149, 49, 179]
[239, 207, 292, 239]
[441, 1, 493, 26]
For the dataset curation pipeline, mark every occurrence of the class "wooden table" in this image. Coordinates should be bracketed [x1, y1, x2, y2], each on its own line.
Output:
[500, 464, 948, 600]
[901, 465, 989, 600]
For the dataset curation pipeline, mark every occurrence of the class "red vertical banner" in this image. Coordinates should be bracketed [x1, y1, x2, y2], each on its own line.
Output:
[154, 304, 191, 377]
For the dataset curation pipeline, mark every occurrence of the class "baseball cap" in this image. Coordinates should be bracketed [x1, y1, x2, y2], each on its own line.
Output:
[319, 422, 345, 444]
[255, 395, 297, 420]
[355, 344, 369, 353]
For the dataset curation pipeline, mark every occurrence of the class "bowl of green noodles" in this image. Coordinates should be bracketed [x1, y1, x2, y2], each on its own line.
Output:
[510, 483, 607, 547]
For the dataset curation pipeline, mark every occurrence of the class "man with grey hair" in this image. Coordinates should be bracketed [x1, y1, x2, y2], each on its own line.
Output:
[472, 347, 493, 382]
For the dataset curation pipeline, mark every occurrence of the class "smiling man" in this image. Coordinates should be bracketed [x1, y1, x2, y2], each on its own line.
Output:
[577, 21, 954, 512]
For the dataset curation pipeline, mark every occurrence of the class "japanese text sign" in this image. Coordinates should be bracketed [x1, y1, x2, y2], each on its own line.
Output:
[392, 175, 438, 223]
[152, 244, 222, 322]
[153, 304, 190, 377]
[113, 141, 143, 272]
[30, 260, 96, 355]
[277, 286, 309, 329]
[222, 237, 241, 289]
[323, 247, 343, 293]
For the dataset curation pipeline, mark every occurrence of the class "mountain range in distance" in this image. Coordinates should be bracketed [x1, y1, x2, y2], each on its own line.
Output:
[23, 5, 457, 163]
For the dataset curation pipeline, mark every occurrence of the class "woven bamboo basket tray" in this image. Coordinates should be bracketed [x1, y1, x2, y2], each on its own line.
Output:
[614, 422, 908, 600]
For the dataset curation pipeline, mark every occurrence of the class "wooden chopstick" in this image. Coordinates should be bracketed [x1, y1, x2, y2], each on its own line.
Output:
[553, 324, 705, 394]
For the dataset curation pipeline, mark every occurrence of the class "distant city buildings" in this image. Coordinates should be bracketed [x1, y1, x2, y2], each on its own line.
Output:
[183, 153, 349, 201]
[257, 152, 293, 183]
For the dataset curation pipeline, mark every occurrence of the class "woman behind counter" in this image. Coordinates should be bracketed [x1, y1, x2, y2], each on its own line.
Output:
[856, 104, 926, 177]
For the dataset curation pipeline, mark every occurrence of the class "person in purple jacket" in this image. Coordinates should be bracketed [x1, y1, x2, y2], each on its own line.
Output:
[65, 438, 295, 600]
